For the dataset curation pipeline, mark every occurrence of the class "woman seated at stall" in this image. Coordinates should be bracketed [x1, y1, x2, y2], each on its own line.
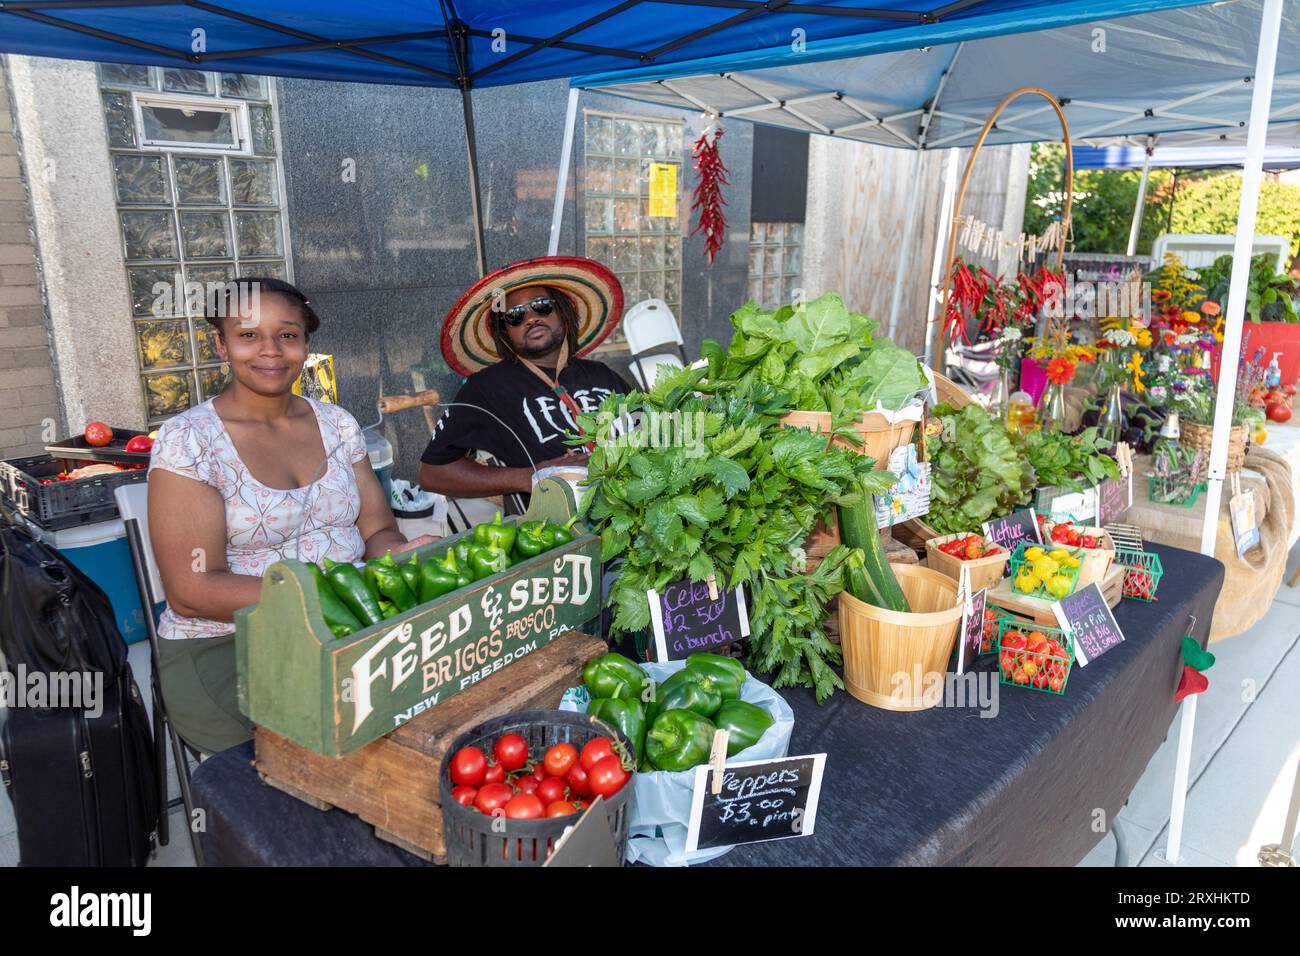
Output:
[147, 277, 436, 755]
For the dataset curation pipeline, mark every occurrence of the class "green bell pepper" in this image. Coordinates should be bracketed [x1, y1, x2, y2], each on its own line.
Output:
[378, 598, 398, 619]
[309, 563, 363, 638]
[367, 551, 417, 612]
[541, 516, 580, 549]
[714, 700, 774, 756]
[472, 511, 517, 554]
[467, 543, 509, 580]
[582, 652, 647, 701]
[587, 697, 647, 762]
[440, 549, 473, 589]
[646, 709, 716, 772]
[452, 540, 473, 566]
[651, 667, 723, 720]
[417, 555, 460, 603]
[398, 555, 421, 595]
[512, 519, 548, 560]
[322, 558, 384, 627]
[686, 652, 746, 691]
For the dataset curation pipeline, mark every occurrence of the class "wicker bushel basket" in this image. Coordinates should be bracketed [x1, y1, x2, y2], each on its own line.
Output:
[838, 564, 963, 712]
[1179, 421, 1247, 475]
[778, 410, 915, 470]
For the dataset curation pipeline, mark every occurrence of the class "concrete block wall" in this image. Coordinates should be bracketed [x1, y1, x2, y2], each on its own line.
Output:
[0, 58, 60, 460]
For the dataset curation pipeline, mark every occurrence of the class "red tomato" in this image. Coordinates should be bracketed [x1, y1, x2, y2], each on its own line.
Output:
[473, 782, 513, 814]
[1268, 402, 1292, 423]
[543, 742, 578, 778]
[449, 746, 487, 787]
[124, 434, 154, 454]
[580, 737, 615, 772]
[588, 755, 630, 799]
[482, 762, 506, 785]
[1049, 674, 1066, 692]
[83, 422, 113, 447]
[1013, 669, 1030, 685]
[536, 776, 567, 805]
[529, 762, 548, 782]
[494, 733, 528, 771]
[1002, 631, 1026, 651]
[567, 763, 592, 797]
[1032, 671, 1049, 689]
[450, 785, 477, 807]
[503, 793, 545, 819]
[546, 800, 579, 818]
[514, 774, 539, 795]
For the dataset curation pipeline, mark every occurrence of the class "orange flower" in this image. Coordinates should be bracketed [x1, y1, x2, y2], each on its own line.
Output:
[1045, 356, 1077, 385]
[1201, 301, 1221, 316]
[1152, 289, 1172, 303]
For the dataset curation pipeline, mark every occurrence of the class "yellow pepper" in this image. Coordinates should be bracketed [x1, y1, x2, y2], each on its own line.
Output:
[1045, 573, 1074, 600]
[1015, 569, 1041, 594]
[1024, 546, 1045, 562]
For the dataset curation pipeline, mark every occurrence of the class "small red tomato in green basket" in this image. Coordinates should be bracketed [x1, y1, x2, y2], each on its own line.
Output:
[483, 762, 506, 785]
[580, 737, 616, 772]
[543, 742, 578, 778]
[450, 746, 487, 787]
[535, 776, 567, 805]
[588, 755, 630, 799]
[450, 785, 477, 807]
[473, 782, 513, 814]
[567, 763, 592, 797]
[494, 733, 528, 771]
[1049, 674, 1066, 692]
[514, 774, 539, 796]
[503, 793, 545, 820]
[546, 801, 580, 818]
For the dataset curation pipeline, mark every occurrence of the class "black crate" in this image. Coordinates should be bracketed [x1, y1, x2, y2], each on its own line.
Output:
[439, 710, 634, 867]
[0, 455, 146, 531]
[44, 427, 150, 466]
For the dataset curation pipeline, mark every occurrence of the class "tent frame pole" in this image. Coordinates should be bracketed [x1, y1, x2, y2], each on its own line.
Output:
[443, 8, 487, 278]
[1125, 140, 1153, 256]
[887, 150, 925, 339]
[1164, 0, 1284, 868]
[547, 88, 581, 257]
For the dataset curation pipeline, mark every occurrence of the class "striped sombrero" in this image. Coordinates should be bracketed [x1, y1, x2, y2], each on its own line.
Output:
[441, 256, 624, 377]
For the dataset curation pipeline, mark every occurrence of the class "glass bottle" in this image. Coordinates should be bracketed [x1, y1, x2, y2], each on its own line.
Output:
[1099, 383, 1126, 445]
[1038, 382, 1068, 433]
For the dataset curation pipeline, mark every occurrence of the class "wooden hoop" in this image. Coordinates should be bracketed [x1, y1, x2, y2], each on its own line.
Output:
[934, 86, 1075, 370]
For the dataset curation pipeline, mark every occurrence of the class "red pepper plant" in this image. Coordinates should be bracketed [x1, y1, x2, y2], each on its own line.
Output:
[690, 124, 729, 265]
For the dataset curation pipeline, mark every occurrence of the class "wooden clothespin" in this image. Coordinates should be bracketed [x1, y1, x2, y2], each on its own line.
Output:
[705, 572, 719, 601]
[1116, 442, 1132, 478]
[709, 729, 729, 795]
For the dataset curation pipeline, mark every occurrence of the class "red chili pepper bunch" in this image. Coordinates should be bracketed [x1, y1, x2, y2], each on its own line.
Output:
[690, 126, 729, 265]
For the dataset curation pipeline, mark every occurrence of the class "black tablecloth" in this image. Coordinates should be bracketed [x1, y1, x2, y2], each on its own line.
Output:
[191, 543, 1223, 867]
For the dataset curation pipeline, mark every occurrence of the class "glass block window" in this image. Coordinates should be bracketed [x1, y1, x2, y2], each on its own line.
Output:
[747, 222, 804, 309]
[583, 110, 684, 354]
[98, 64, 291, 424]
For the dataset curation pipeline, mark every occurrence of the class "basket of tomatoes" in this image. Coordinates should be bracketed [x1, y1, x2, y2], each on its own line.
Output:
[1043, 520, 1115, 586]
[925, 531, 1009, 592]
[1117, 549, 1163, 602]
[996, 619, 1074, 694]
[440, 709, 635, 867]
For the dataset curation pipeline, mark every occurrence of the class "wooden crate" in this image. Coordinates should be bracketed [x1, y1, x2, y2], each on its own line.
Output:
[988, 562, 1123, 627]
[925, 532, 1011, 592]
[236, 478, 600, 757]
[254, 629, 607, 863]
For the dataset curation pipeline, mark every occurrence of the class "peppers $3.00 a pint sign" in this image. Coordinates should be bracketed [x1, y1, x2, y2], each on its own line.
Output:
[685, 754, 827, 853]
[647, 578, 752, 662]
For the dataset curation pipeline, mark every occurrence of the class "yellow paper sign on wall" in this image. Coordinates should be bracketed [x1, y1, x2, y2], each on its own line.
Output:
[648, 163, 677, 218]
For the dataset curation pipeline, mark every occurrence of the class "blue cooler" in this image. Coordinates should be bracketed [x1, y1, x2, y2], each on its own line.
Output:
[37, 519, 153, 645]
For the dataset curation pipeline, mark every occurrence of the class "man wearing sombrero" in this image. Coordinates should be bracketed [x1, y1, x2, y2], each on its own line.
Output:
[419, 256, 632, 504]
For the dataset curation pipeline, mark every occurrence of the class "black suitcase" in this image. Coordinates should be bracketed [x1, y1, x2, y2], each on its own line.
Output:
[0, 671, 159, 866]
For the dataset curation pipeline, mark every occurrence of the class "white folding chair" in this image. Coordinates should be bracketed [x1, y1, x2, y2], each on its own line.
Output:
[622, 298, 687, 389]
[113, 483, 205, 867]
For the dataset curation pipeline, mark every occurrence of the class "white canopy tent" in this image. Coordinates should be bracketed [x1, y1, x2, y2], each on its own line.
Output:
[563, 0, 1293, 865]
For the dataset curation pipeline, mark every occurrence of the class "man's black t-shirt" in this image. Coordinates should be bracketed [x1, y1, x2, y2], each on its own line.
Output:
[421, 358, 632, 470]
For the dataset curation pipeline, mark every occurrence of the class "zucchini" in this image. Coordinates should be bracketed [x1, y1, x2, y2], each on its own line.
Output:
[838, 499, 910, 612]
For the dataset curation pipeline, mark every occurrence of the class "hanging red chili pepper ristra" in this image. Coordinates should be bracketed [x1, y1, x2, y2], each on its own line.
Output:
[690, 124, 729, 265]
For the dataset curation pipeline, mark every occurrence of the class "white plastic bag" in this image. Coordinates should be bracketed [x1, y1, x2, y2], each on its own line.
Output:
[559, 659, 794, 866]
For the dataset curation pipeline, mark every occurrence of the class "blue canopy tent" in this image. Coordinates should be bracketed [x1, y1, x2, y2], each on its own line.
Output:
[0, 0, 1290, 866]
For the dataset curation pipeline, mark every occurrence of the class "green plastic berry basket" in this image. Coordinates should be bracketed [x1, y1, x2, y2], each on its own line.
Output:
[1117, 549, 1163, 601]
[995, 618, 1075, 695]
[1006, 541, 1084, 601]
[1147, 475, 1206, 508]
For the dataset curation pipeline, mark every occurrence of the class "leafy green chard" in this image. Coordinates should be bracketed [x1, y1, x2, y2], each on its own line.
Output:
[1022, 426, 1121, 491]
[578, 366, 896, 702]
[925, 402, 1037, 535]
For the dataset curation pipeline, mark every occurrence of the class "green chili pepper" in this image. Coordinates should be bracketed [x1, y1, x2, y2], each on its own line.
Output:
[417, 555, 459, 603]
[645, 709, 716, 772]
[439, 549, 472, 589]
[322, 557, 384, 627]
[651, 668, 723, 720]
[714, 700, 774, 756]
[472, 511, 517, 554]
[587, 697, 647, 762]
[685, 652, 746, 698]
[582, 652, 647, 701]
[398, 554, 421, 595]
[366, 551, 417, 612]
[467, 543, 509, 580]
[541, 516, 580, 549]
[308, 563, 363, 638]
[512, 520, 548, 561]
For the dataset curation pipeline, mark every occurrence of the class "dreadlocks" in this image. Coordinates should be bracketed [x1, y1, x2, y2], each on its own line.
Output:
[489, 285, 581, 364]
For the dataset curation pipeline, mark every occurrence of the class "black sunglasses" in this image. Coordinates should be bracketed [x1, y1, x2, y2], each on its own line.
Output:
[496, 296, 556, 327]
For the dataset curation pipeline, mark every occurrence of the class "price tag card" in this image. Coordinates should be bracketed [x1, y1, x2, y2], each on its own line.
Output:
[647, 579, 751, 662]
[1230, 487, 1261, 557]
[1094, 472, 1134, 526]
[685, 754, 827, 853]
[647, 162, 678, 218]
[956, 585, 988, 676]
[982, 508, 1042, 551]
[1052, 582, 1125, 666]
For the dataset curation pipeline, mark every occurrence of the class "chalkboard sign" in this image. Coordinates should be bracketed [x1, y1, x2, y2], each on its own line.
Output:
[684, 754, 826, 853]
[983, 508, 1042, 552]
[647, 579, 751, 662]
[1095, 473, 1133, 526]
[956, 586, 988, 675]
[1052, 583, 1125, 666]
